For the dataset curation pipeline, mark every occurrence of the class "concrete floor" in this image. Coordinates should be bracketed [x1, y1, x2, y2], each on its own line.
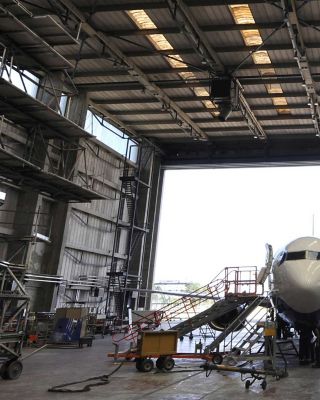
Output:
[1, 336, 320, 400]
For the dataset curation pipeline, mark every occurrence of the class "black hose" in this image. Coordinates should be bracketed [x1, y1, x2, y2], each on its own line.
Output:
[48, 362, 124, 393]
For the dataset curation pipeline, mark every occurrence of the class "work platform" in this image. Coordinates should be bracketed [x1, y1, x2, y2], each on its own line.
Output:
[0, 77, 105, 202]
[0, 147, 106, 202]
[0, 78, 91, 140]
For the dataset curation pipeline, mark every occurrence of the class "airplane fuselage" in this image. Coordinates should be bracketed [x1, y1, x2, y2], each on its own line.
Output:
[272, 236, 320, 328]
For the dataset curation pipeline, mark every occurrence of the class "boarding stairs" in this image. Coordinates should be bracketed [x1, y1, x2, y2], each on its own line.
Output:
[112, 266, 262, 346]
[204, 295, 266, 354]
[201, 295, 288, 373]
[170, 295, 258, 337]
[234, 323, 265, 355]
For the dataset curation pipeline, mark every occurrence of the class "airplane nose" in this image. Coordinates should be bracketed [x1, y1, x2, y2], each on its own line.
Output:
[275, 260, 320, 313]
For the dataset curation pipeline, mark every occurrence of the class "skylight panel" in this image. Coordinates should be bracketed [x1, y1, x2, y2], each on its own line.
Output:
[229, 4, 290, 116]
[149, 34, 173, 51]
[127, 9, 220, 117]
[229, 5, 255, 24]
[266, 84, 283, 94]
[241, 29, 262, 46]
[272, 97, 288, 106]
[252, 51, 272, 65]
[127, 10, 156, 29]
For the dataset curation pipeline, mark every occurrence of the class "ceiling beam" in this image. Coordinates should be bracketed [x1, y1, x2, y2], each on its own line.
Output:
[100, 44, 297, 58]
[109, 103, 310, 115]
[76, 0, 271, 13]
[281, 0, 320, 136]
[138, 123, 315, 135]
[123, 115, 312, 126]
[75, 74, 315, 92]
[103, 22, 285, 36]
[230, 92, 308, 99]
[75, 59, 320, 79]
[91, 92, 308, 105]
[161, 137, 320, 166]
[58, 0, 208, 141]
[126, 42, 319, 56]
[63, 42, 302, 62]
[73, 66, 206, 78]
[103, 20, 320, 36]
[74, 61, 320, 78]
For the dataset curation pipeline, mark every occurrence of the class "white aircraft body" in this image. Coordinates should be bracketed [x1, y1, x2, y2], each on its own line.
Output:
[272, 236, 320, 328]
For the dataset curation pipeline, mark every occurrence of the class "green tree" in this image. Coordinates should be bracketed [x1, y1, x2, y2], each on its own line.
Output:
[185, 282, 201, 293]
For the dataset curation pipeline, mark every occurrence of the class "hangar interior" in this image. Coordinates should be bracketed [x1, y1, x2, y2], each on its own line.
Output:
[1, 0, 320, 390]
[1, 0, 320, 319]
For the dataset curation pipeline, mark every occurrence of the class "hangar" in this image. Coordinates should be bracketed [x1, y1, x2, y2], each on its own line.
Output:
[1, 0, 320, 397]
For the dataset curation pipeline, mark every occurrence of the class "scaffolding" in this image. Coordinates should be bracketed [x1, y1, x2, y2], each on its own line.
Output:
[0, 43, 104, 203]
[0, 32, 107, 379]
[0, 261, 29, 379]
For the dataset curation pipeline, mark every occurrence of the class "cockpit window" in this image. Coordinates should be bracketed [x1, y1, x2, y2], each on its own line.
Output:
[285, 250, 320, 261]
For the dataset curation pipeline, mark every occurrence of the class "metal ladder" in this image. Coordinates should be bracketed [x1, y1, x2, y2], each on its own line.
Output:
[170, 296, 257, 337]
[204, 295, 266, 354]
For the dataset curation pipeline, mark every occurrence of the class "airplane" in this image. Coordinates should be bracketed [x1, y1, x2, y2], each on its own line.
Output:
[272, 236, 320, 326]
[272, 236, 320, 365]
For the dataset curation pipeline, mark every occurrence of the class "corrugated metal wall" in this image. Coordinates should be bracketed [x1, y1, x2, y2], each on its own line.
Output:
[0, 82, 159, 315]
[55, 139, 133, 313]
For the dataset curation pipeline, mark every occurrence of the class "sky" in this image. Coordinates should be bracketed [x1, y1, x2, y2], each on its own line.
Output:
[154, 165, 320, 285]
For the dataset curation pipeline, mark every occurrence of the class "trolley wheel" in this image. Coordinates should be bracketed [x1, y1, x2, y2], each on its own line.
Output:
[156, 356, 165, 370]
[0, 363, 7, 379]
[212, 353, 223, 365]
[1, 360, 23, 380]
[245, 380, 251, 389]
[261, 380, 267, 390]
[162, 356, 175, 371]
[136, 359, 142, 371]
[139, 358, 154, 373]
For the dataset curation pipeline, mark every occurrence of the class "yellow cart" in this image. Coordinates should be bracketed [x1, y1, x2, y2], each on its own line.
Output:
[108, 330, 221, 372]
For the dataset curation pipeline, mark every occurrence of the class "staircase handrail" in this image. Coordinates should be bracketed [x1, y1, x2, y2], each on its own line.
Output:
[223, 299, 269, 352]
[112, 266, 259, 344]
[204, 295, 266, 353]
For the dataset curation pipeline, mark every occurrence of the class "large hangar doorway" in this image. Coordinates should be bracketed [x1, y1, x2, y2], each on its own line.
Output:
[154, 165, 320, 287]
